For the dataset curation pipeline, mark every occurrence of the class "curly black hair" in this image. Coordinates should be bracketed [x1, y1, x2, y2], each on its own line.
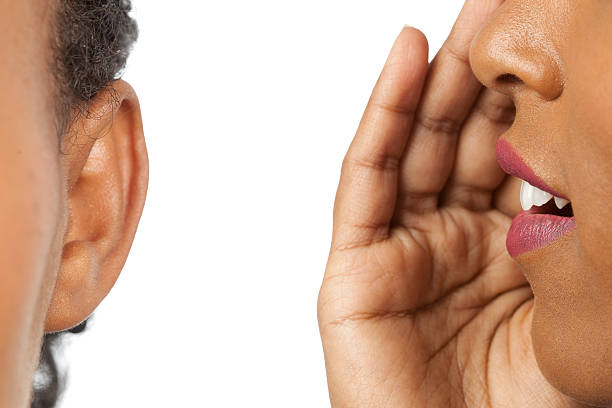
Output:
[31, 1, 138, 407]
[31, 320, 89, 408]
[53, 0, 139, 138]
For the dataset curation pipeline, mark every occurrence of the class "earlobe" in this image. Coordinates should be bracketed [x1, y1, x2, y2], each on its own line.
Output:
[45, 80, 149, 333]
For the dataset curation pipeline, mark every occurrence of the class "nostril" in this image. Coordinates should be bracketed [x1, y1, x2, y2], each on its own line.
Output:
[496, 73, 523, 85]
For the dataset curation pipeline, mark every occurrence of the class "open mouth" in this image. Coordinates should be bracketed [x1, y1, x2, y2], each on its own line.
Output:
[506, 180, 576, 257]
[525, 199, 573, 217]
[520, 180, 574, 218]
[496, 139, 576, 257]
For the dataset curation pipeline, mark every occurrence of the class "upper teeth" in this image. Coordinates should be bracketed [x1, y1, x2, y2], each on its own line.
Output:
[520, 180, 570, 211]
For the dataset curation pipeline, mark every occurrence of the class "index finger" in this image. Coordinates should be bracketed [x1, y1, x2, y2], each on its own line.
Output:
[331, 27, 429, 251]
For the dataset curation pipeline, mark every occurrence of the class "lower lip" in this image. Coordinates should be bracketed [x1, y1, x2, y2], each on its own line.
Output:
[506, 212, 576, 257]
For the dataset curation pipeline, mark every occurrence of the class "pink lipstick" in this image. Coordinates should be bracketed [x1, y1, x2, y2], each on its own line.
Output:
[496, 139, 575, 257]
[505, 210, 576, 257]
[496, 139, 568, 200]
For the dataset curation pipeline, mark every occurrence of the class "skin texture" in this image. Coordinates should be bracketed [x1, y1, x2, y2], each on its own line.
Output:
[0, 1, 148, 406]
[471, 1, 612, 404]
[318, 0, 611, 407]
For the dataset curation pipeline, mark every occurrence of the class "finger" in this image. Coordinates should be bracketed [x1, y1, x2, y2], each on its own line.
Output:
[492, 174, 522, 218]
[332, 27, 429, 250]
[440, 88, 515, 210]
[396, 0, 505, 217]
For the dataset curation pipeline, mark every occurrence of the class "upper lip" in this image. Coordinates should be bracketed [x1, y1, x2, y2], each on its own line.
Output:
[496, 139, 569, 200]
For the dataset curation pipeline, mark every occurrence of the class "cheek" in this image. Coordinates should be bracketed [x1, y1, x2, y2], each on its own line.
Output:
[0, 99, 63, 343]
[564, 13, 612, 279]
[0, 0, 69, 393]
[567, 89, 612, 276]
[537, 11, 612, 404]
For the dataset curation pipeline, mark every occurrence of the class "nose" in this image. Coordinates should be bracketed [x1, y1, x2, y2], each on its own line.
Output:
[468, 2, 564, 101]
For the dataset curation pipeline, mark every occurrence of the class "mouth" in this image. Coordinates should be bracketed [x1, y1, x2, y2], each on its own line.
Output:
[496, 139, 576, 257]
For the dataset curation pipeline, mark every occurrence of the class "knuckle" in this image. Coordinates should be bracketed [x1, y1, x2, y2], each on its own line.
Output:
[475, 99, 516, 125]
[416, 111, 463, 136]
[443, 43, 470, 66]
[343, 153, 400, 174]
[372, 99, 418, 118]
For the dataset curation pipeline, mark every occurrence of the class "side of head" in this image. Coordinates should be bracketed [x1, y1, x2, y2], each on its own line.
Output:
[0, 0, 147, 406]
[469, 0, 612, 406]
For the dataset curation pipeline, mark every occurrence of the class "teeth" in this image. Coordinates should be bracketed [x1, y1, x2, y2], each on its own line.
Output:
[520, 180, 570, 212]
[532, 186, 552, 206]
[519, 181, 536, 210]
[554, 196, 570, 209]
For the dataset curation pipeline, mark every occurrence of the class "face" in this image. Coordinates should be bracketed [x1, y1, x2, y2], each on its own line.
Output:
[0, 1, 147, 406]
[0, 1, 65, 404]
[470, 0, 612, 405]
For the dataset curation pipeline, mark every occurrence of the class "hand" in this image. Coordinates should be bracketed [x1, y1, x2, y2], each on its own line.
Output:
[318, 1, 589, 406]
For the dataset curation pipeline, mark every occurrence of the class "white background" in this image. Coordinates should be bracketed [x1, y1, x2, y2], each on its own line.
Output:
[59, 1, 465, 406]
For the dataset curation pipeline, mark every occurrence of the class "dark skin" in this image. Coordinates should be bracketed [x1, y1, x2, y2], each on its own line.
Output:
[0, 1, 147, 406]
[318, 0, 611, 406]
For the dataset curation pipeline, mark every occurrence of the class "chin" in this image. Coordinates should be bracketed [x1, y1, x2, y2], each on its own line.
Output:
[507, 196, 612, 407]
[530, 296, 612, 407]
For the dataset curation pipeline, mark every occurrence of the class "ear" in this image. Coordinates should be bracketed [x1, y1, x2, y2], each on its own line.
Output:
[45, 80, 149, 332]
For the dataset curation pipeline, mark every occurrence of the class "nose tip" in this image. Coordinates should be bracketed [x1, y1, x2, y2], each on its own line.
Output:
[469, 12, 564, 101]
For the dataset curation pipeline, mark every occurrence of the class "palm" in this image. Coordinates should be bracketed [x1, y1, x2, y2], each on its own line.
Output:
[318, 2, 589, 406]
